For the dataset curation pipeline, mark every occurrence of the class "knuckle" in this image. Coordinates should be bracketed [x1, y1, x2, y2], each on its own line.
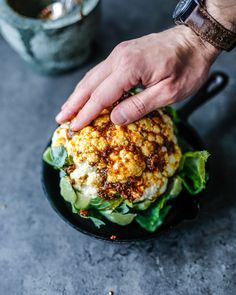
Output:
[164, 82, 180, 102]
[130, 95, 146, 116]
[75, 81, 83, 92]
[168, 83, 178, 96]
[77, 80, 90, 92]
[84, 70, 93, 79]
[74, 82, 81, 92]
[120, 49, 141, 68]
[89, 93, 98, 103]
[90, 93, 106, 108]
[65, 95, 73, 105]
[75, 70, 95, 91]
[115, 41, 129, 52]
[63, 104, 77, 117]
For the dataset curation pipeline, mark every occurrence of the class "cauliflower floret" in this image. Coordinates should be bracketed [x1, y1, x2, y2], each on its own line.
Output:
[51, 108, 181, 202]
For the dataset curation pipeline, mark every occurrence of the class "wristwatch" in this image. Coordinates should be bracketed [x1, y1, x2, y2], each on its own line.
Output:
[173, 0, 236, 51]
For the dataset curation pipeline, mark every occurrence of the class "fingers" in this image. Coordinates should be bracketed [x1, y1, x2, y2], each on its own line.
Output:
[111, 78, 174, 125]
[70, 69, 139, 131]
[56, 60, 111, 124]
[61, 61, 106, 110]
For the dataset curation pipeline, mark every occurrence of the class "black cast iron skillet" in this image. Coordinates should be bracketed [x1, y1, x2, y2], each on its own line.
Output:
[41, 71, 228, 242]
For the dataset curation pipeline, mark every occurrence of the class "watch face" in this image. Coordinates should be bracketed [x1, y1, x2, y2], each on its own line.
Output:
[173, 0, 193, 19]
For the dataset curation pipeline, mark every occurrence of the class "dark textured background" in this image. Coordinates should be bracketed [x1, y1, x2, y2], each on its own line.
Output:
[0, 0, 236, 294]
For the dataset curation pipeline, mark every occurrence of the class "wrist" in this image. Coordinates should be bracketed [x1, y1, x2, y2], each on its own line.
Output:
[205, 0, 236, 32]
[175, 25, 220, 64]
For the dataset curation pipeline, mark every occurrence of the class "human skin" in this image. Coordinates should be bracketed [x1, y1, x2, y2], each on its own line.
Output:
[56, 0, 236, 131]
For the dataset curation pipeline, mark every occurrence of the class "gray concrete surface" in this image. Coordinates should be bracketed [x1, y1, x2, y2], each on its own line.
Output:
[0, 0, 236, 294]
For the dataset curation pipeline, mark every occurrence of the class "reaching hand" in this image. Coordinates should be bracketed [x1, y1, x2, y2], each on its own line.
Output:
[56, 26, 219, 131]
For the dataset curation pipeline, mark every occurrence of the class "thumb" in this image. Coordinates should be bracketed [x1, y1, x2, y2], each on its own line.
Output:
[111, 79, 171, 125]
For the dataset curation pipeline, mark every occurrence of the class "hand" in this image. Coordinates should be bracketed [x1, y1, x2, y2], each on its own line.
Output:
[56, 26, 219, 131]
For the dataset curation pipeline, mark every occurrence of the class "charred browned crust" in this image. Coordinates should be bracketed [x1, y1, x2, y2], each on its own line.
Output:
[53, 108, 181, 202]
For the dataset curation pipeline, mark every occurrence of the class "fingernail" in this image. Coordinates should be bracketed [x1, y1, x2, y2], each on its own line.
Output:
[69, 118, 78, 130]
[112, 108, 127, 125]
[70, 122, 79, 131]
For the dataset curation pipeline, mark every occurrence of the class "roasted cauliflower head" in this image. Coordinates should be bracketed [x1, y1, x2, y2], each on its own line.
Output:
[52, 108, 181, 204]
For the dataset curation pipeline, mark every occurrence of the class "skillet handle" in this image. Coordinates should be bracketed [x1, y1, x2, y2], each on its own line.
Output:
[178, 71, 229, 121]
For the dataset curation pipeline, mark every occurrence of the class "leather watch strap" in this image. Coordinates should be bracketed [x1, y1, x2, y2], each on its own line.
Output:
[185, 5, 236, 51]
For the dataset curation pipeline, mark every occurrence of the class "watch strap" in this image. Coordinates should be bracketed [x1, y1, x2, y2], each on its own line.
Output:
[184, 4, 236, 51]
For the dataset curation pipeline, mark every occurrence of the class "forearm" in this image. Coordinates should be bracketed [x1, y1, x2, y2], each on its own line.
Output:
[206, 0, 236, 31]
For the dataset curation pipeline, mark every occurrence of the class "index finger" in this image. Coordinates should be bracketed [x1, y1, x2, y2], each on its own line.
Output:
[70, 69, 138, 130]
[56, 60, 111, 124]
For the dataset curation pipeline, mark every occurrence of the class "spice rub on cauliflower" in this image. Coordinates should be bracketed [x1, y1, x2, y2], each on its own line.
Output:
[52, 108, 181, 203]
